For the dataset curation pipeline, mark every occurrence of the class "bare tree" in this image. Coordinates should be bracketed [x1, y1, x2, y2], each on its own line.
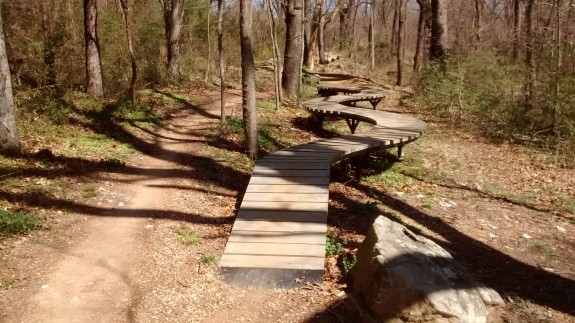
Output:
[369, 0, 375, 70]
[266, 0, 283, 108]
[414, 0, 429, 71]
[430, 0, 449, 68]
[119, 0, 137, 102]
[0, 6, 19, 152]
[282, 0, 304, 99]
[160, 0, 185, 76]
[240, 0, 258, 158]
[205, 0, 211, 83]
[84, 0, 104, 97]
[396, 0, 405, 85]
[512, 0, 522, 62]
[473, 0, 483, 47]
[217, 0, 225, 122]
[524, 0, 535, 109]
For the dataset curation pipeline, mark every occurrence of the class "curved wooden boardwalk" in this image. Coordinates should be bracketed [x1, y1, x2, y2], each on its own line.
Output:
[220, 78, 427, 287]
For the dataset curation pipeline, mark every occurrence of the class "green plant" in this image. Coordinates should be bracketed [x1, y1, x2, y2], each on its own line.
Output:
[200, 252, 217, 266]
[342, 254, 357, 273]
[224, 117, 244, 134]
[176, 228, 203, 246]
[0, 209, 39, 235]
[326, 236, 343, 256]
[81, 185, 98, 198]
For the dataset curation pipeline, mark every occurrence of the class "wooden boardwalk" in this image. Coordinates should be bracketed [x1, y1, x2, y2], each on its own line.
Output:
[219, 80, 427, 287]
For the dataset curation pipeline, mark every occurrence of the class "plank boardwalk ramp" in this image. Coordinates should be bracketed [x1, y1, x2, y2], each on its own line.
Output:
[220, 78, 427, 287]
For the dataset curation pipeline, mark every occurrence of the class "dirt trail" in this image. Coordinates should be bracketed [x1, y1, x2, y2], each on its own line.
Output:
[5, 92, 240, 321]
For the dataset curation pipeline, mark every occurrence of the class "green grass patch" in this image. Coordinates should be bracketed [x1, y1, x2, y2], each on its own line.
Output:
[81, 185, 98, 198]
[561, 198, 575, 214]
[0, 209, 39, 235]
[364, 168, 414, 190]
[258, 100, 277, 111]
[200, 253, 217, 266]
[224, 117, 244, 134]
[176, 228, 203, 246]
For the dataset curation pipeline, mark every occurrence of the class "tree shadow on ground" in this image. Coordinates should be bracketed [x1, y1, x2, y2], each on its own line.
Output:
[1, 94, 252, 228]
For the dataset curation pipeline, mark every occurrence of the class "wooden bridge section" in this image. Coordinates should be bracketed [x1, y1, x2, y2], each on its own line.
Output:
[219, 79, 427, 287]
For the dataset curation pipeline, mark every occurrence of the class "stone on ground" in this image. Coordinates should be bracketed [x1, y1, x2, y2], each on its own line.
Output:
[352, 216, 503, 323]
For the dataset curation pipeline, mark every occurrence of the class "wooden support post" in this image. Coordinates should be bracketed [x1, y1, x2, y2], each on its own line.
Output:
[312, 112, 325, 126]
[345, 118, 360, 134]
[397, 144, 404, 161]
[354, 152, 370, 182]
[369, 98, 382, 109]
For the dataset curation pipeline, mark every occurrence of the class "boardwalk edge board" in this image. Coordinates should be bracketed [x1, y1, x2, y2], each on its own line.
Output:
[219, 79, 427, 287]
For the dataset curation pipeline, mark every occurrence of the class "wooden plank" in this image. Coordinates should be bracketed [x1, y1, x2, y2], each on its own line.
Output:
[245, 184, 328, 194]
[252, 168, 330, 177]
[227, 230, 325, 244]
[242, 192, 329, 203]
[248, 176, 329, 186]
[239, 200, 327, 212]
[222, 241, 325, 257]
[220, 254, 325, 270]
[231, 219, 326, 232]
[235, 210, 327, 222]
[254, 162, 329, 170]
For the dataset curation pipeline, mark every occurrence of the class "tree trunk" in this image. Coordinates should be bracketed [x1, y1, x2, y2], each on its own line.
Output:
[524, 0, 536, 110]
[282, 0, 304, 100]
[84, 0, 104, 97]
[240, 0, 258, 158]
[218, 0, 225, 122]
[305, 0, 323, 70]
[162, 0, 184, 76]
[205, 0, 211, 83]
[318, 15, 328, 64]
[414, 0, 429, 71]
[430, 0, 449, 69]
[396, 0, 405, 85]
[369, 0, 375, 70]
[119, 0, 137, 102]
[0, 7, 19, 152]
[266, 0, 282, 108]
[391, 1, 398, 55]
[473, 0, 483, 48]
[512, 0, 521, 62]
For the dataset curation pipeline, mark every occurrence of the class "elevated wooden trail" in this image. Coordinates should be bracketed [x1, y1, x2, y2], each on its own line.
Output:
[220, 77, 427, 287]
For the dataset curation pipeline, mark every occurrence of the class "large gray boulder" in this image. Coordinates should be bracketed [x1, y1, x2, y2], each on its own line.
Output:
[352, 216, 504, 322]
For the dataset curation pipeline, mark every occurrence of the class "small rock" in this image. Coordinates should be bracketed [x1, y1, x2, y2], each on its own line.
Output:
[555, 226, 566, 233]
[439, 201, 454, 208]
[522, 233, 532, 239]
[41, 284, 49, 289]
[488, 233, 497, 239]
[118, 202, 125, 207]
[145, 224, 154, 229]
[543, 267, 555, 273]
[394, 192, 405, 197]
[415, 194, 425, 199]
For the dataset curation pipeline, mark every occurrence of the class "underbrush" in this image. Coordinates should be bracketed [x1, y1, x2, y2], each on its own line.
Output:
[414, 51, 575, 166]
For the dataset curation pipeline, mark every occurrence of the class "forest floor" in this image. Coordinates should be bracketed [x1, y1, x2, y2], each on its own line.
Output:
[0, 69, 574, 322]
